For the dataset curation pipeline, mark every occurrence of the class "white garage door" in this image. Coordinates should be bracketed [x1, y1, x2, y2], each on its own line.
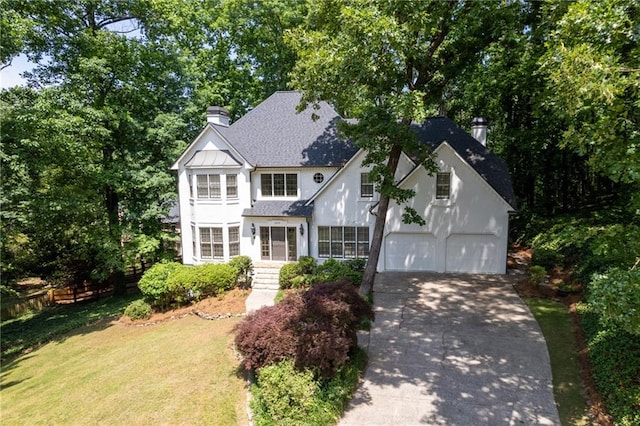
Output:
[385, 233, 437, 271]
[446, 234, 499, 273]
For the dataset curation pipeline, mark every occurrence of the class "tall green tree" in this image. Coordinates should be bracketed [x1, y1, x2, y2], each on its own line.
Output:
[542, 0, 640, 185]
[2, 0, 191, 289]
[287, 0, 522, 295]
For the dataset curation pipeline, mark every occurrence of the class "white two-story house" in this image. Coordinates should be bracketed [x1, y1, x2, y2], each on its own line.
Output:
[171, 91, 516, 274]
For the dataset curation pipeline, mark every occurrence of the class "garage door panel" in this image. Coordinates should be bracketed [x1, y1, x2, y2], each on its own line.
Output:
[446, 234, 498, 273]
[385, 233, 436, 271]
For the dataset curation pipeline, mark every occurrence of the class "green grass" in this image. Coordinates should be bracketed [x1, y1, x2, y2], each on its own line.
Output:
[0, 315, 247, 425]
[525, 298, 591, 425]
[1, 294, 140, 360]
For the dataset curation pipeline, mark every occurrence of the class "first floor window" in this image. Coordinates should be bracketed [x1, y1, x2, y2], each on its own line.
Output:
[318, 226, 369, 258]
[436, 172, 451, 200]
[228, 226, 240, 257]
[361, 173, 374, 197]
[197, 174, 221, 199]
[200, 227, 223, 259]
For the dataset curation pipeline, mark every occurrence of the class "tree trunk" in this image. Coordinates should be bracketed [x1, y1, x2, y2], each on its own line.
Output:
[359, 143, 404, 297]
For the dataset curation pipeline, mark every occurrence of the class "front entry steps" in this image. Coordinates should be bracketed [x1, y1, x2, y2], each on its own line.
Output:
[251, 262, 287, 291]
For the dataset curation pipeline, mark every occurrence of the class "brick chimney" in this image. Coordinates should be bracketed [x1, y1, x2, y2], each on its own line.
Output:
[206, 106, 230, 127]
[471, 117, 488, 146]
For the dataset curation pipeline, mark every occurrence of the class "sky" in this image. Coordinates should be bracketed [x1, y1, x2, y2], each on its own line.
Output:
[0, 54, 34, 89]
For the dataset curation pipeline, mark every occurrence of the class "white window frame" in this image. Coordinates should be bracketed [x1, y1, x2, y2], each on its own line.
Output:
[261, 173, 297, 197]
[318, 226, 369, 258]
[360, 173, 374, 197]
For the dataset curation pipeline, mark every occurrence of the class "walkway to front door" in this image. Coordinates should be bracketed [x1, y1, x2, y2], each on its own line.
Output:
[260, 226, 297, 261]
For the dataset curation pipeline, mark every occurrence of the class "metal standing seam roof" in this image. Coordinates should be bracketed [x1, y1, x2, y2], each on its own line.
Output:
[242, 200, 314, 218]
[185, 149, 241, 168]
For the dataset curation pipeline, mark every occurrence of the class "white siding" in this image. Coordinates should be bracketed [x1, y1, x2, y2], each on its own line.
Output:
[382, 143, 511, 274]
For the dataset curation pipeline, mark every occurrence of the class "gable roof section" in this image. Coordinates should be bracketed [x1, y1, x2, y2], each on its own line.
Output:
[413, 117, 517, 210]
[220, 91, 358, 167]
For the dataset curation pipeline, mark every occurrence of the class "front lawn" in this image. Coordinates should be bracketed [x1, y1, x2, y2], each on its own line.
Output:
[0, 315, 246, 425]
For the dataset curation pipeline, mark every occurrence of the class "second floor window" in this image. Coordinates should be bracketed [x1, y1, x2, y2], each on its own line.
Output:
[360, 173, 374, 197]
[197, 174, 221, 199]
[261, 173, 297, 197]
[226, 174, 238, 198]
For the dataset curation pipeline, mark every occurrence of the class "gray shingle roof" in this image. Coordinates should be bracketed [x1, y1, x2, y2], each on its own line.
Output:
[412, 118, 517, 210]
[215, 91, 358, 167]
[242, 200, 314, 217]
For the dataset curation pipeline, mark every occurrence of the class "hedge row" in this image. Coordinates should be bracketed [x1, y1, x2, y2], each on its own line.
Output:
[138, 258, 251, 308]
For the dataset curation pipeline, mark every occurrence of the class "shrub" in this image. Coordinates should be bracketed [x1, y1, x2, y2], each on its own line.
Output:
[316, 258, 363, 286]
[166, 263, 238, 303]
[279, 262, 302, 289]
[578, 303, 640, 425]
[589, 268, 640, 336]
[250, 350, 367, 426]
[531, 248, 560, 271]
[229, 255, 253, 285]
[290, 274, 316, 289]
[343, 258, 367, 272]
[124, 299, 152, 320]
[529, 265, 547, 286]
[138, 262, 182, 308]
[234, 280, 374, 378]
[297, 256, 317, 274]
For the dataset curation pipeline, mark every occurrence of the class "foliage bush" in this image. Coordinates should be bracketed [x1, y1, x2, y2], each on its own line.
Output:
[589, 268, 640, 336]
[250, 349, 367, 426]
[229, 255, 253, 285]
[297, 256, 317, 274]
[234, 280, 374, 378]
[529, 265, 547, 286]
[139, 262, 238, 307]
[530, 215, 640, 282]
[316, 258, 363, 286]
[577, 303, 640, 426]
[279, 262, 302, 289]
[124, 299, 152, 320]
[166, 263, 238, 303]
[138, 262, 182, 308]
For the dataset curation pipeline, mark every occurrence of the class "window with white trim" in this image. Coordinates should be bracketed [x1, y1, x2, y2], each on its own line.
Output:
[226, 174, 238, 198]
[318, 226, 369, 258]
[200, 227, 223, 259]
[360, 173, 374, 197]
[261, 173, 297, 197]
[197, 174, 221, 199]
[436, 172, 451, 200]
[228, 226, 240, 257]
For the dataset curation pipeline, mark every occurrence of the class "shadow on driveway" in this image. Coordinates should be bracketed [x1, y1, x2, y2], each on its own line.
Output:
[340, 273, 560, 425]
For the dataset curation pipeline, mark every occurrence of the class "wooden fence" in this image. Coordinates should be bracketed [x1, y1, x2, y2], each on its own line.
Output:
[1, 292, 52, 320]
[49, 266, 145, 304]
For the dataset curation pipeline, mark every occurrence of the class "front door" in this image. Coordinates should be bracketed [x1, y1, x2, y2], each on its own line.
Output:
[260, 226, 297, 261]
[271, 227, 286, 261]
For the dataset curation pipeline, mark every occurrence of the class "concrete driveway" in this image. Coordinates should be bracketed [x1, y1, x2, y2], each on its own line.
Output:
[340, 273, 560, 425]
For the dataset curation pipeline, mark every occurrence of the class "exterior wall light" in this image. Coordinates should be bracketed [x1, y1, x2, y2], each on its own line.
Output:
[251, 223, 256, 237]
[300, 224, 304, 236]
